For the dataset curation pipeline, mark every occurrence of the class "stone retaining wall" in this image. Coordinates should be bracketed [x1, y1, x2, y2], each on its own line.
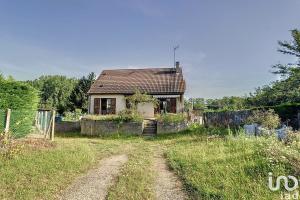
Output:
[55, 121, 81, 133]
[203, 110, 252, 127]
[157, 121, 188, 134]
[81, 118, 143, 136]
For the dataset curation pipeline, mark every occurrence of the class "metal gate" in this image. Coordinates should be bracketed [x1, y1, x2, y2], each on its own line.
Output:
[35, 109, 56, 140]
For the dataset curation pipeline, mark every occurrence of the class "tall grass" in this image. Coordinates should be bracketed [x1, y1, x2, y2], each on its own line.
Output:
[165, 134, 295, 199]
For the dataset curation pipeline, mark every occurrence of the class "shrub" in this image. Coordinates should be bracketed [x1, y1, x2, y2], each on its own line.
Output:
[0, 79, 39, 138]
[118, 109, 143, 122]
[245, 109, 280, 129]
[157, 113, 186, 124]
[82, 109, 143, 123]
[0, 132, 23, 159]
[63, 109, 82, 121]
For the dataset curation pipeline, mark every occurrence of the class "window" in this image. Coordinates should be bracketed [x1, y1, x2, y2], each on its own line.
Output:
[101, 98, 116, 115]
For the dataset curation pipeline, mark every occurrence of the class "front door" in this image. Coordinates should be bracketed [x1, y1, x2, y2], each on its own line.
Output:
[155, 98, 177, 114]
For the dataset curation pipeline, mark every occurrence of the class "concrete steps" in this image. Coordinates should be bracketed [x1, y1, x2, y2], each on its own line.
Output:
[143, 119, 157, 136]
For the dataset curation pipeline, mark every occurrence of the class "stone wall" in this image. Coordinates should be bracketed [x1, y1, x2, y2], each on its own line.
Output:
[55, 121, 81, 133]
[81, 118, 143, 136]
[203, 110, 252, 127]
[157, 121, 187, 134]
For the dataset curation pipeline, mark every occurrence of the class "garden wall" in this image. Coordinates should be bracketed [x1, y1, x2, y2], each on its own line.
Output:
[204, 106, 300, 129]
[203, 110, 252, 127]
[55, 121, 81, 133]
[81, 118, 143, 136]
[157, 121, 187, 134]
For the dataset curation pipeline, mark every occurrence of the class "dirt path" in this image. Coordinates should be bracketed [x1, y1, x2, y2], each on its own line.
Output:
[60, 154, 128, 200]
[154, 151, 188, 200]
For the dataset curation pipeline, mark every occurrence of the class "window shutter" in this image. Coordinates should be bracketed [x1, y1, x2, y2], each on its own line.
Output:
[94, 98, 100, 114]
[170, 98, 177, 113]
[111, 98, 116, 114]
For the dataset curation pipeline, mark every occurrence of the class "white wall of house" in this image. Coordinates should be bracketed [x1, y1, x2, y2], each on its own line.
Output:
[89, 94, 184, 117]
[89, 94, 126, 114]
[176, 95, 184, 113]
[137, 102, 154, 118]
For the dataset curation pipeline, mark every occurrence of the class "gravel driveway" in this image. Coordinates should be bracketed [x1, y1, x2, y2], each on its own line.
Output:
[154, 151, 188, 200]
[59, 154, 128, 200]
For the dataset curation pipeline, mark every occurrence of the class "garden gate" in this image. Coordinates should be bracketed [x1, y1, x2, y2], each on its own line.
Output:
[35, 109, 56, 141]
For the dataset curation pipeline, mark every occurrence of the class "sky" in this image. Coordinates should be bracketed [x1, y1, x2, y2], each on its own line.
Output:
[0, 0, 299, 98]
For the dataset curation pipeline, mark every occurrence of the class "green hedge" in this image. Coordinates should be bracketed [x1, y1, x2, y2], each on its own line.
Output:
[156, 113, 186, 124]
[0, 80, 39, 138]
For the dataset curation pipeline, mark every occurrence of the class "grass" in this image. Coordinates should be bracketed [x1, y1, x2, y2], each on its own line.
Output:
[107, 141, 156, 200]
[163, 134, 296, 200]
[1, 126, 299, 199]
[0, 136, 124, 199]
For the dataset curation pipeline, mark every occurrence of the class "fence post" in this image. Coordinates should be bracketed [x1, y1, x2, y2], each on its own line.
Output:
[4, 109, 11, 138]
[51, 110, 56, 141]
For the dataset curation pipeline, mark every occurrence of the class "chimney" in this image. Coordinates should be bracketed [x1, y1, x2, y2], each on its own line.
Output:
[175, 61, 180, 73]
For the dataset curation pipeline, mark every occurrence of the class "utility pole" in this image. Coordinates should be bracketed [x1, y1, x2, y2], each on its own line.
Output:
[173, 45, 179, 67]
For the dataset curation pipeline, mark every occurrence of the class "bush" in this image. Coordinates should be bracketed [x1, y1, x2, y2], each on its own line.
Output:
[157, 113, 186, 124]
[82, 109, 143, 123]
[245, 109, 280, 129]
[63, 109, 82, 121]
[0, 132, 22, 159]
[0, 80, 39, 138]
[118, 109, 143, 122]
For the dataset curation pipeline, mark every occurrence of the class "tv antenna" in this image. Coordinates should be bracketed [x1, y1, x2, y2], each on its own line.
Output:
[173, 45, 179, 67]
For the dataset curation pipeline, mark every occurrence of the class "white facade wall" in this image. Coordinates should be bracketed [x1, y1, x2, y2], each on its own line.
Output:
[89, 94, 126, 114]
[89, 94, 184, 117]
[137, 102, 154, 118]
[176, 96, 184, 113]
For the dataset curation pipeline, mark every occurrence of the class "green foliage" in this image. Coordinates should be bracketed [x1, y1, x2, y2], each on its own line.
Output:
[0, 78, 39, 137]
[69, 72, 96, 113]
[206, 96, 247, 111]
[63, 109, 82, 121]
[185, 98, 206, 111]
[27, 75, 78, 114]
[117, 109, 143, 122]
[245, 109, 281, 129]
[157, 113, 186, 124]
[83, 109, 143, 123]
[125, 90, 158, 110]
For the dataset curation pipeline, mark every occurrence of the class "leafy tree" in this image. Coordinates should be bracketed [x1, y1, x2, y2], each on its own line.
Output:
[206, 96, 246, 111]
[68, 72, 96, 113]
[272, 29, 300, 76]
[27, 75, 78, 114]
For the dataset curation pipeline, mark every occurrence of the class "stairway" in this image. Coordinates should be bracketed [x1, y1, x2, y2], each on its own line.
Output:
[143, 119, 157, 136]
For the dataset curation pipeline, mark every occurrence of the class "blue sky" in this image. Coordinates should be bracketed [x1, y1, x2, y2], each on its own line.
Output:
[0, 0, 299, 98]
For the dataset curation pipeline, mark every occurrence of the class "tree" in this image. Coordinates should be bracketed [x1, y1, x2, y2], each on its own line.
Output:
[69, 72, 96, 112]
[206, 96, 246, 111]
[186, 98, 206, 110]
[27, 75, 78, 114]
[272, 29, 300, 76]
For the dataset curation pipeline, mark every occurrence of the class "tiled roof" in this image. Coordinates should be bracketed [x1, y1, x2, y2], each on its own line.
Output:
[88, 67, 186, 95]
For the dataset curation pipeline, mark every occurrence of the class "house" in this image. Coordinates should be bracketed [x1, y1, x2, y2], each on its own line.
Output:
[87, 62, 186, 118]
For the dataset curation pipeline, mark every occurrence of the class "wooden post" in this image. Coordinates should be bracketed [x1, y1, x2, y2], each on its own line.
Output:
[4, 109, 11, 139]
[51, 110, 56, 141]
